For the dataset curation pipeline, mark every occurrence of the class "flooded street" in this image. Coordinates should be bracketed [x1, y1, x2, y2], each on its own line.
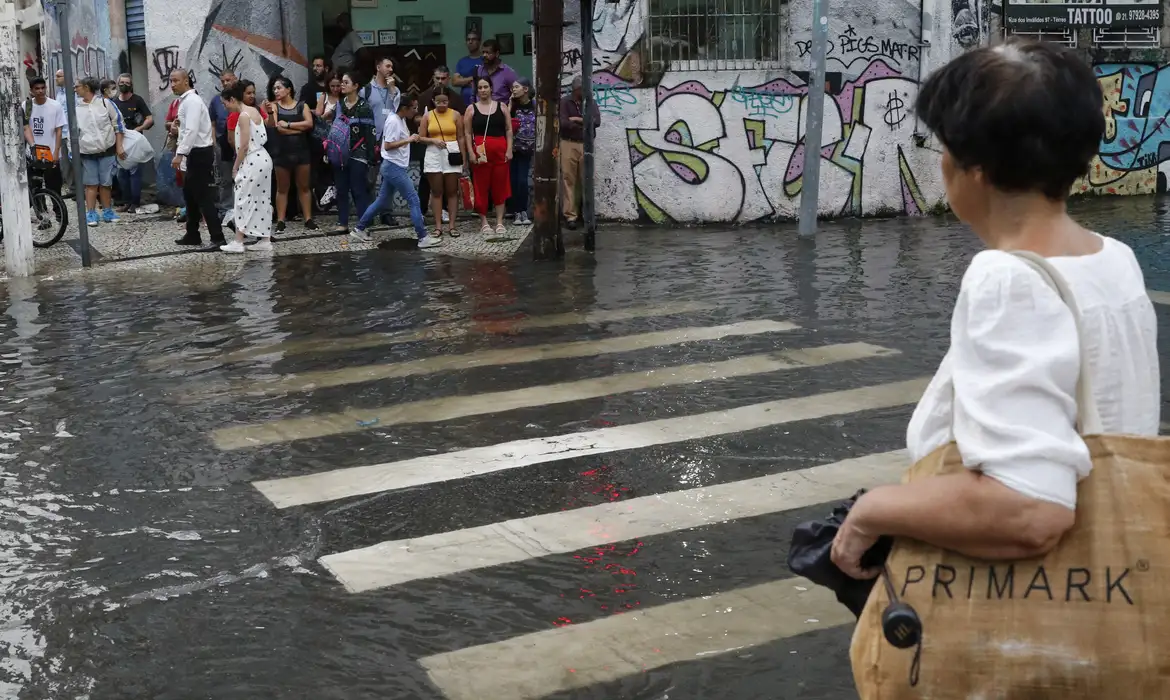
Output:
[1, 195, 1168, 699]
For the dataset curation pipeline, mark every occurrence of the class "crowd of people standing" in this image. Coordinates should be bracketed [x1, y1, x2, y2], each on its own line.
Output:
[16, 22, 598, 256]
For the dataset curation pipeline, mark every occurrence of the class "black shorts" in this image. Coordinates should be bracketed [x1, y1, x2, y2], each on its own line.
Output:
[273, 145, 311, 169]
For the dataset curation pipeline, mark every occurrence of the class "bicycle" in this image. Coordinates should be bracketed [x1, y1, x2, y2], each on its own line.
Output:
[0, 157, 70, 249]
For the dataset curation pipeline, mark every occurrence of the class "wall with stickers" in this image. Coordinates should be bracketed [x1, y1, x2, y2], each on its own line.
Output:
[558, 0, 1170, 225]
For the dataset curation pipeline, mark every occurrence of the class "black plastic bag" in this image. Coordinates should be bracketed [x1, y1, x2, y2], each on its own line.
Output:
[786, 489, 894, 617]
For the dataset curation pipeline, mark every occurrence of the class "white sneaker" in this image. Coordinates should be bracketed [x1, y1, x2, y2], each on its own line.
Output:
[350, 229, 372, 242]
[220, 240, 246, 254]
[247, 238, 273, 251]
[441, 210, 450, 224]
[417, 235, 441, 249]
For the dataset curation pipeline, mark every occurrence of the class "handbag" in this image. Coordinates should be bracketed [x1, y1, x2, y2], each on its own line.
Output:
[851, 250, 1170, 698]
[435, 113, 462, 167]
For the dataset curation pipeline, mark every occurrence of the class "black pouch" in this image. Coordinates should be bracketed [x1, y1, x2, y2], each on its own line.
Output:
[786, 488, 894, 617]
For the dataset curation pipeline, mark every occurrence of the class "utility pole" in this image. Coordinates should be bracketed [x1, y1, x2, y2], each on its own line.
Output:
[580, 0, 596, 252]
[798, 0, 829, 239]
[0, 0, 35, 277]
[531, 0, 564, 260]
[56, 0, 90, 266]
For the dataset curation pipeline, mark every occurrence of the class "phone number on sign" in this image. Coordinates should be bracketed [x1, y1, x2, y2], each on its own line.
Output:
[1116, 8, 1161, 22]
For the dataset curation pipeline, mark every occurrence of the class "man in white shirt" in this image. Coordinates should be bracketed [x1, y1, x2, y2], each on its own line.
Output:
[350, 94, 438, 249]
[169, 68, 226, 249]
[54, 69, 74, 194]
[22, 76, 66, 193]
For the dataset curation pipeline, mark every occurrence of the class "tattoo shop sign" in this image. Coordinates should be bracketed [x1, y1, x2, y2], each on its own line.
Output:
[1005, 1, 1162, 31]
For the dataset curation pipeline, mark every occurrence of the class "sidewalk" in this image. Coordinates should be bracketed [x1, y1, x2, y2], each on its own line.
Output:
[1, 208, 532, 280]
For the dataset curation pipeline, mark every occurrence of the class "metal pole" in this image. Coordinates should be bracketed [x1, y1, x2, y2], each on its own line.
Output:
[57, 0, 90, 267]
[531, 0, 564, 261]
[0, 0, 35, 276]
[580, 0, 596, 252]
[797, 0, 829, 239]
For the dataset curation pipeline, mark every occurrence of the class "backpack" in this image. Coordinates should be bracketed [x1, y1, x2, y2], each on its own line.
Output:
[514, 108, 536, 153]
[324, 112, 352, 167]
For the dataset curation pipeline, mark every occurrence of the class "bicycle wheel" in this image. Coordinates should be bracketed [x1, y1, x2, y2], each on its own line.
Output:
[30, 188, 68, 248]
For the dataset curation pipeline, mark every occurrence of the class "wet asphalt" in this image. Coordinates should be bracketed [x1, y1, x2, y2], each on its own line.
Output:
[1, 195, 1169, 699]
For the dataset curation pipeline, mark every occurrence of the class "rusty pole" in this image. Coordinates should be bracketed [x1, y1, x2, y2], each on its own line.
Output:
[531, 0, 564, 260]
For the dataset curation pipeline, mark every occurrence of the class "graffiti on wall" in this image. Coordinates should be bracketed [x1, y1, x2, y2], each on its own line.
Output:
[48, 33, 111, 80]
[614, 60, 944, 223]
[556, 0, 949, 223]
[42, 0, 117, 81]
[148, 0, 308, 107]
[1077, 63, 1170, 196]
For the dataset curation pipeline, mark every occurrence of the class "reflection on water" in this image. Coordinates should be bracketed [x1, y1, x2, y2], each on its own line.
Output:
[0, 194, 1165, 697]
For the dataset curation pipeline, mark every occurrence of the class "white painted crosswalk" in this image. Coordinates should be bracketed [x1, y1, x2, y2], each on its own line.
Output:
[214, 341, 899, 450]
[182, 319, 799, 401]
[218, 307, 939, 698]
[319, 450, 907, 593]
[420, 576, 851, 700]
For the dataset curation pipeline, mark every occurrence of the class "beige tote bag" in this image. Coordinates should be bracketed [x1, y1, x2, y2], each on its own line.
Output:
[850, 250, 1170, 698]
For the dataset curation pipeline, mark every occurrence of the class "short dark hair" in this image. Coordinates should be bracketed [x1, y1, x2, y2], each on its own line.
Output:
[28, 76, 46, 89]
[915, 37, 1104, 201]
[398, 93, 417, 112]
[312, 54, 331, 68]
[222, 83, 246, 102]
[482, 39, 500, 53]
[434, 65, 450, 75]
[78, 76, 101, 95]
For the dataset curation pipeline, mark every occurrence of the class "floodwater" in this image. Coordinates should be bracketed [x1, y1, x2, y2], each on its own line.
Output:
[0, 195, 1167, 699]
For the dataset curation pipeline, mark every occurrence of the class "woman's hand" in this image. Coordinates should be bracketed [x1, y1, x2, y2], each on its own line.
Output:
[171, 154, 183, 170]
[232, 162, 240, 180]
[505, 147, 513, 161]
[831, 503, 882, 580]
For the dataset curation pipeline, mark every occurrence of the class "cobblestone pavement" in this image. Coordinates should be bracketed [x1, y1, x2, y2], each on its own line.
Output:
[2, 207, 532, 280]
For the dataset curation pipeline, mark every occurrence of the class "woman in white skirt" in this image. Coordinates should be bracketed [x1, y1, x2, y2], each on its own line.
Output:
[220, 83, 274, 253]
[418, 92, 468, 238]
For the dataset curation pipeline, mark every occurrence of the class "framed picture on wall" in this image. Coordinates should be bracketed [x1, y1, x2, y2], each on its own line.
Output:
[357, 31, 376, 46]
[351, 0, 378, 7]
[378, 30, 397, 46]
[465, 16, 483, 37]
[522, 33, 532, 56]
[496, 33, 515, 55]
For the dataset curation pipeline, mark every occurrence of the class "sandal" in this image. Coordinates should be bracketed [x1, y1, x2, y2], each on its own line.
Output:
[448, 225, 461, 239]
[480, 223, 493, 235]
[495, 223, 507, 235]
[432, 228, 443, 240]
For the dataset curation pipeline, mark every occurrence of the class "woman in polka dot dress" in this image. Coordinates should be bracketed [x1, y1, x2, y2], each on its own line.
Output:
[220, 83, 274, 253]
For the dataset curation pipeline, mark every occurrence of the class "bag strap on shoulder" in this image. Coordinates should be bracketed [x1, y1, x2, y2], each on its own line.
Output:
[1006, 250, 1103, 435]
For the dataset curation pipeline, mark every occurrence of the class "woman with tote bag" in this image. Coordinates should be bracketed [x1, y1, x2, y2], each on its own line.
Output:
[830, 38, 1167, 697]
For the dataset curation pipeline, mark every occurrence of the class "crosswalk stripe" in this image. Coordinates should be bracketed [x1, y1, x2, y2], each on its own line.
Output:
[419, 576, 852, 700]
[1149, 290, 1170, 306]
[182, 320, 800, 401]
[146, 301, 720, 368]
[255, 378, 927, 509]
[319, 449, 908, 593]
[213, 341, 902, 450]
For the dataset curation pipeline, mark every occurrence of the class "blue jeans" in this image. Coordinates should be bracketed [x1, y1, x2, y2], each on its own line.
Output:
[117, 164, 143, 207]
[358, 160, 425, 238]
[333, 160, 371, 228]
[507, 152, 532, 215]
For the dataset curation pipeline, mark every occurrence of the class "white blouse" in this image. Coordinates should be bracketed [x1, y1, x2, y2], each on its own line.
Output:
[906, 235, 1159, 510]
